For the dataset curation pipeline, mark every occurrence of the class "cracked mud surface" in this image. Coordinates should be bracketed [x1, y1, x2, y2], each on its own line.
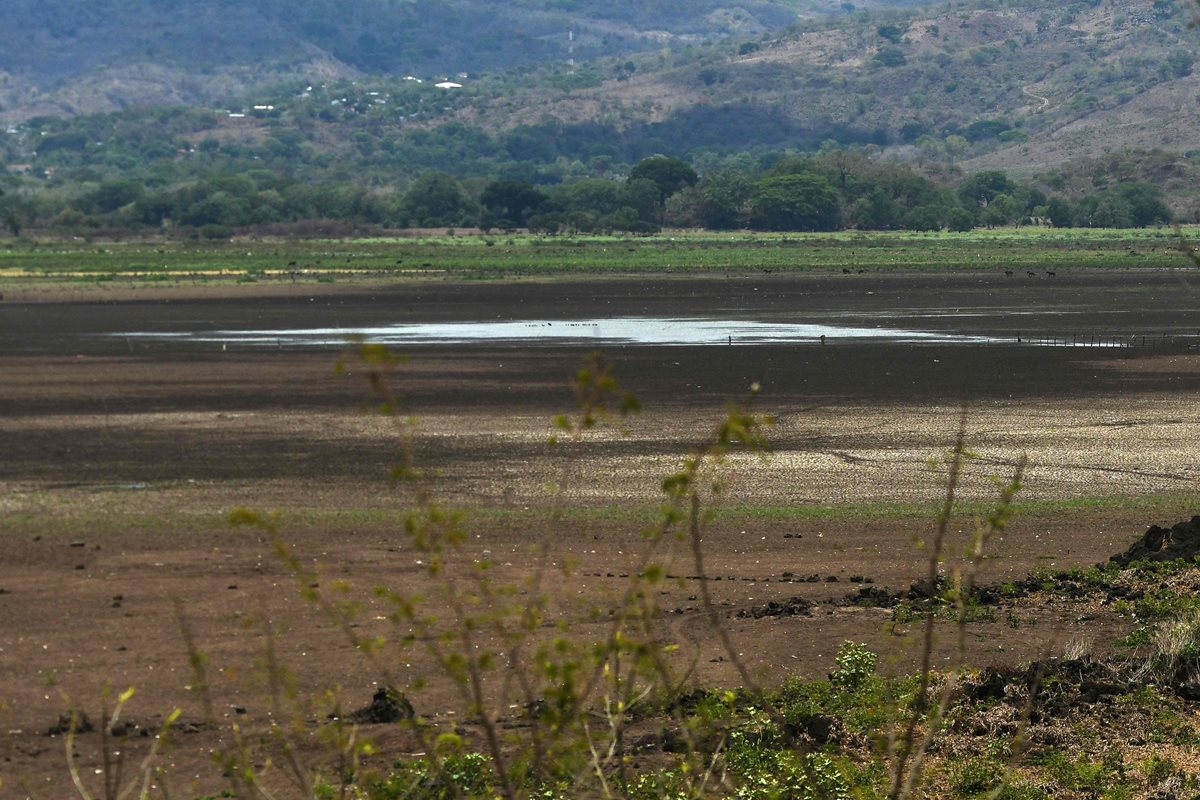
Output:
[1, 272, 1198, 795]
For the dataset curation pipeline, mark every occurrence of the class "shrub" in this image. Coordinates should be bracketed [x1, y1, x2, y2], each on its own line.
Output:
[199, 223, 232, 240]
[1140, 754, 1175, 784]
[830, 641, 877, 692]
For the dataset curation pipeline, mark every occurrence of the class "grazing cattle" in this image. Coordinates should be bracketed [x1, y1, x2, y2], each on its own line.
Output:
[1026, 270, 1036, 277]
[1046, 270, 1056, 277]
[842, 268, 851, 274]
[1004, 270, 1013, 277]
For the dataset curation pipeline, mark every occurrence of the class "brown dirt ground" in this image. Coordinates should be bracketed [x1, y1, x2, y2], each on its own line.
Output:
[1, 272, 1199, 797]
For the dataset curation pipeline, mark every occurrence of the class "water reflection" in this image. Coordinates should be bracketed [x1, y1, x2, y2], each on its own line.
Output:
[117, 317, 995, 347]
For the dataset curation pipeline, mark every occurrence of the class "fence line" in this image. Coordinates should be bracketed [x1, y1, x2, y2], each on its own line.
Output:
[1012, 332, 1198, 349]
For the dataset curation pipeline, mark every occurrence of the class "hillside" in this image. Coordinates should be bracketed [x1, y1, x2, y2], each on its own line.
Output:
[4, 0, 1194, 172]
[0, 0, 896, 122]
[3, 0, 1200, 230]
[446, 0, 1200, 170]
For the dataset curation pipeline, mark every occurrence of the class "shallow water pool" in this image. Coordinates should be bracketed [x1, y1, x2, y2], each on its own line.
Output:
[117, 317, 998, 347]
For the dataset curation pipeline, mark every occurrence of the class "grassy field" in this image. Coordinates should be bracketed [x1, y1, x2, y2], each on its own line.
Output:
[5, 491, 1195, 536]
[0, 227, 1194, 285]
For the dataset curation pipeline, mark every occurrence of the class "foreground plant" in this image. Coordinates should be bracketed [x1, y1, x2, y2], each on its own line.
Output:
[219, 347, 787, 799]
[61, 685, 180, 800]
[887, 416, 1027, 800]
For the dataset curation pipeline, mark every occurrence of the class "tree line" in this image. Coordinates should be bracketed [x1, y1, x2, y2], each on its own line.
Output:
[0, 151, 1172, 239]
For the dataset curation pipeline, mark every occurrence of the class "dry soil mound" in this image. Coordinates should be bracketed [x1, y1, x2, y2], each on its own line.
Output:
[1110, 515, 1200, 566]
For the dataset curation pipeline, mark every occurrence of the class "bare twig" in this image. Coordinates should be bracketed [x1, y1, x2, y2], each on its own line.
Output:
[887, 410, 969, 800]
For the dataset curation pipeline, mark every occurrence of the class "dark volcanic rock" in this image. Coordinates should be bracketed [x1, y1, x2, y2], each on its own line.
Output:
[961, 667, 1013, 702]
[736, 596, 813, 619]
[846, 586, 901, 608]
[802, 714, 836, 744]
[1111, 516, 1200, 566]
[907, 576, 950, 600]
[48, 711, 94, 736]
[349, 687, 414, 724]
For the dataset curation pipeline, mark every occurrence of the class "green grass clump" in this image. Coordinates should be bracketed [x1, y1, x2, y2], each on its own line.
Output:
[993, 782, 1051, 800]
[992, 783, 1049, 800]
[361, 753, 494, 799]
[774, 656, 920, 740]
[1033, 749, 1130, 797]
[948, 756, 1004, 795]
[1139, 754, 1176, 784]
[725, 713, 853, 800]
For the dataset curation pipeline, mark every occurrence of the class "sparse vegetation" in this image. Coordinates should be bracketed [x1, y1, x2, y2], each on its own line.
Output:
[0, 226, 1194, 292]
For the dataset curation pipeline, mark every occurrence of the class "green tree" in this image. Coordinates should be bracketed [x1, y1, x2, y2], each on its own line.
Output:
[551, 178, 624, 217]
[874, 46, 907, 67]
[134, 192, 178, 227]
[852, 188, 901, 230]
[749, 173, 842, 231]
[876, 23, 905, 43]
[1046, 196, 1075, 228]
[1080, 194, 1135, 228]
[945, 207, 975, 232]
[695, 169, 750, 229]
[479, 179, 547, 229]
[980, 193, 1020, 227]
[605, 206, 659, 233]
[181, 191, 252, 228]
[964, 119, 1012, 143]
[943, 135, 969, 160]
[628, 155, 698, 202]
[0, 188, 23, 236]
[958, 171, 1015, 209]
[83, 179, 145, 215]
[1114, 182, 1171, 226]
[902, 205, 943, 231]
[620, 178, 662, 222]
[1162, 49, 1194, 79]
[402, 172, 475, 227]
[766, 155, 817, 177]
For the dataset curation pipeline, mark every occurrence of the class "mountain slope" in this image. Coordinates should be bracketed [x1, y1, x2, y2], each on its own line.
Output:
[445, 0, 1200, 169]
[2, 0, 1198, 193]
[0, 0, 877, 120]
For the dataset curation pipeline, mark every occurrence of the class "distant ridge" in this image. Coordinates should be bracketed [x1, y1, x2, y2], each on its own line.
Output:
[0, 0, 867, 119]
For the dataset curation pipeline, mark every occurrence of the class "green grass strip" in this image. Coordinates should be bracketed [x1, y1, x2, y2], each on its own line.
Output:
[4, 492, 1193, 537]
